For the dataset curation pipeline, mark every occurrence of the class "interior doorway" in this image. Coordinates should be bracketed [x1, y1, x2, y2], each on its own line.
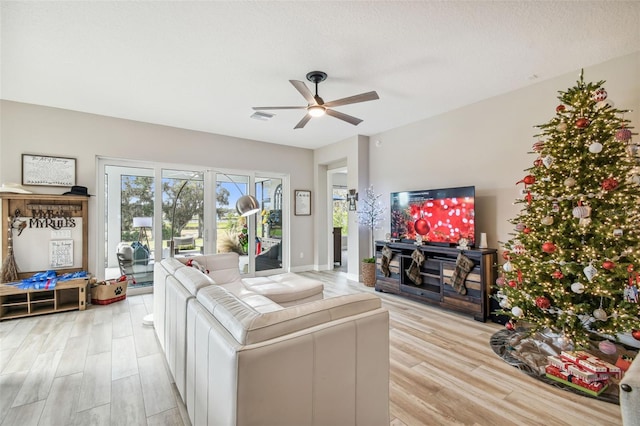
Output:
[330, 169, 348, 272]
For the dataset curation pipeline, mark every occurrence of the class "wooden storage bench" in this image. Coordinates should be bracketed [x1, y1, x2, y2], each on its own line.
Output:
[1, 193, 91, 320]
[0, 277, 89, 320]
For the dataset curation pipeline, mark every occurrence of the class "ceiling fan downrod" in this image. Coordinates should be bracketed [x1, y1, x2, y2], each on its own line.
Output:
[306, 71, 327, 104]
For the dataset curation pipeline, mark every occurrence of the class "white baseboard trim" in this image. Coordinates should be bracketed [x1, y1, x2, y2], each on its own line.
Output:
[289, 264, 318, 273]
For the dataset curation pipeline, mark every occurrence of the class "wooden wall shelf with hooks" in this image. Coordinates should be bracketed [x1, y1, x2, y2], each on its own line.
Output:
[0, 193, 91, 320]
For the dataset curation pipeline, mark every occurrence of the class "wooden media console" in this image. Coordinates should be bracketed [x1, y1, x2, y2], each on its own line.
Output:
[374, 241, 497, 321]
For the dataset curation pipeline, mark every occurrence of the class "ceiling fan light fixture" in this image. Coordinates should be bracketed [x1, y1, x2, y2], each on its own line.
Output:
[308, 105, 326, 117]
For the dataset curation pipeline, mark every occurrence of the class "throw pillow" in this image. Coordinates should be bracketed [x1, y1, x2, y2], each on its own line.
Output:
[185, 258, 209, 274]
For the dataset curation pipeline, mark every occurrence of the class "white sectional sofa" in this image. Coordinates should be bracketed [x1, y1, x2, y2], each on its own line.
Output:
[620, 356, 640, 426]
[153, 253, 390, 426]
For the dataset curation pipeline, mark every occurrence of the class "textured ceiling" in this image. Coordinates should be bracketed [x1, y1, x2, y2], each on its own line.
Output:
[2, 1, 639, 149]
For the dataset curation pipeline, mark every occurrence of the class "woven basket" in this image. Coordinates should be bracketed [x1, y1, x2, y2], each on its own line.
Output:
[361, 261, 377, 287]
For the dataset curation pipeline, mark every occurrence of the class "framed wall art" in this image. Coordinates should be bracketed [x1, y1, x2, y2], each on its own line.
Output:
[347, 189, 358, 211]
[294, 189, 311, 216]
[22, 154, 76, 187]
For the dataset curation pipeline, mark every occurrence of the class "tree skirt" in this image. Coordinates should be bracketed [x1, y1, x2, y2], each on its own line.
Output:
[490, 328, 638, 405]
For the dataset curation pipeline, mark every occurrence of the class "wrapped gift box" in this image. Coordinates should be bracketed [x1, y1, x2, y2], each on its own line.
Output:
[547, 355, 572, 372]
[567, 364, 610, 383]
[545, 351, 625, 397]
[559, 351, 622, 378]
[616, 355, 633, 372]
[549, 355, 610, 383]
[559, 350, 591, 364]
[545, 365, 609, 397]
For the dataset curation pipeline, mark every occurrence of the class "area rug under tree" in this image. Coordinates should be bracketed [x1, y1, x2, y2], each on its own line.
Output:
[490, 328, 638, 405]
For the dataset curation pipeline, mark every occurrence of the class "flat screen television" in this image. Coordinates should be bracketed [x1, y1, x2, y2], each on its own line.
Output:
[390, 186, 476, 246]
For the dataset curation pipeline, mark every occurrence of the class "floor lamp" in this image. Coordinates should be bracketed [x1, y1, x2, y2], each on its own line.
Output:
[143, 173, 260, 327]
[168, 174, 260, 257]
[132, 216, 152, 247]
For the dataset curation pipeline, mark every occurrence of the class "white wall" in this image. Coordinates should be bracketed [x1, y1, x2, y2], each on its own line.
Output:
[368, 52, 640, 253]
[0, 101, 316, 273]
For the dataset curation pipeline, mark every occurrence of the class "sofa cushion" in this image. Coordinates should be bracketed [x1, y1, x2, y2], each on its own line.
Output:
[238, 295, 284, 313]
[241, 272, 324, 304]
[174, 267, 216, 296]
[198, 284, 282, 314]
[163, 257, 187, 275]
[196, 286, 261, 342]
[180, 253, 241, 284]
[620, 352, 640, 425]
[218, 280, 257, 298]
[201, 286, 382, 345]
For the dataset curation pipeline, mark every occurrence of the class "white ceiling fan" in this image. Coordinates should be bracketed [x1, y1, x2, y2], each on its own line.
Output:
[252, 71, 379, 129]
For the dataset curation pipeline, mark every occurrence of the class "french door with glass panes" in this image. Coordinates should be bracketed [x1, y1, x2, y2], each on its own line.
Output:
[254, 175, 284, 273]
[99, 160, 286, 289]
[214, 172, 286, 275]
[103, 164, 157, 289]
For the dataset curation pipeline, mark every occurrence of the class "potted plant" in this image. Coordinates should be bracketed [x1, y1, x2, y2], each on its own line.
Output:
[357, 186, 385, 287]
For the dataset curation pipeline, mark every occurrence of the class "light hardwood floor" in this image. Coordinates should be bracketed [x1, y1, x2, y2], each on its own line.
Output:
[0, 270, 622, 426]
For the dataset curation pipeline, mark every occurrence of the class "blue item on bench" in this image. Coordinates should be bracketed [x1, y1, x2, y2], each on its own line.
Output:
[58, 271, 88, 281]
[34, 278, 57, 289]
[25, 270, 57, 282]
[18, 270, 57, 288]
[11, 270, 88, 289]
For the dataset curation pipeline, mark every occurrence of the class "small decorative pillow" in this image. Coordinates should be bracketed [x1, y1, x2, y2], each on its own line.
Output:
[185, 258, 209, 274]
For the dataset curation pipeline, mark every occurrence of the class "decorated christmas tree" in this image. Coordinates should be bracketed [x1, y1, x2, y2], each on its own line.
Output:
[497, 71, 640, 348]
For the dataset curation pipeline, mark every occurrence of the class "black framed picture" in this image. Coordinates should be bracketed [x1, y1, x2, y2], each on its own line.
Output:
[294, 190, 311, 216]
[347, 189, 358, 211]
[22, 154, 76, 187]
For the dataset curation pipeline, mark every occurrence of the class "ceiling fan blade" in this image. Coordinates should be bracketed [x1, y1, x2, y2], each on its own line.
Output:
[294, 114, 312, 129]
[323, 91, 379, 108]
[252, 106, 306, 110]
[290, 80, 316, 105]
[325, 108, 363, 126]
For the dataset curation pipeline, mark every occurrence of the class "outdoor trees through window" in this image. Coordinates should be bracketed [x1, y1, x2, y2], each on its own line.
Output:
[121, 175, 154, 242]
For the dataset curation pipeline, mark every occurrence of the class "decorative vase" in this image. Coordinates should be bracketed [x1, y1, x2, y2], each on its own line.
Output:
[479, 233, 488, 249]
[362, 261, 377, 287]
